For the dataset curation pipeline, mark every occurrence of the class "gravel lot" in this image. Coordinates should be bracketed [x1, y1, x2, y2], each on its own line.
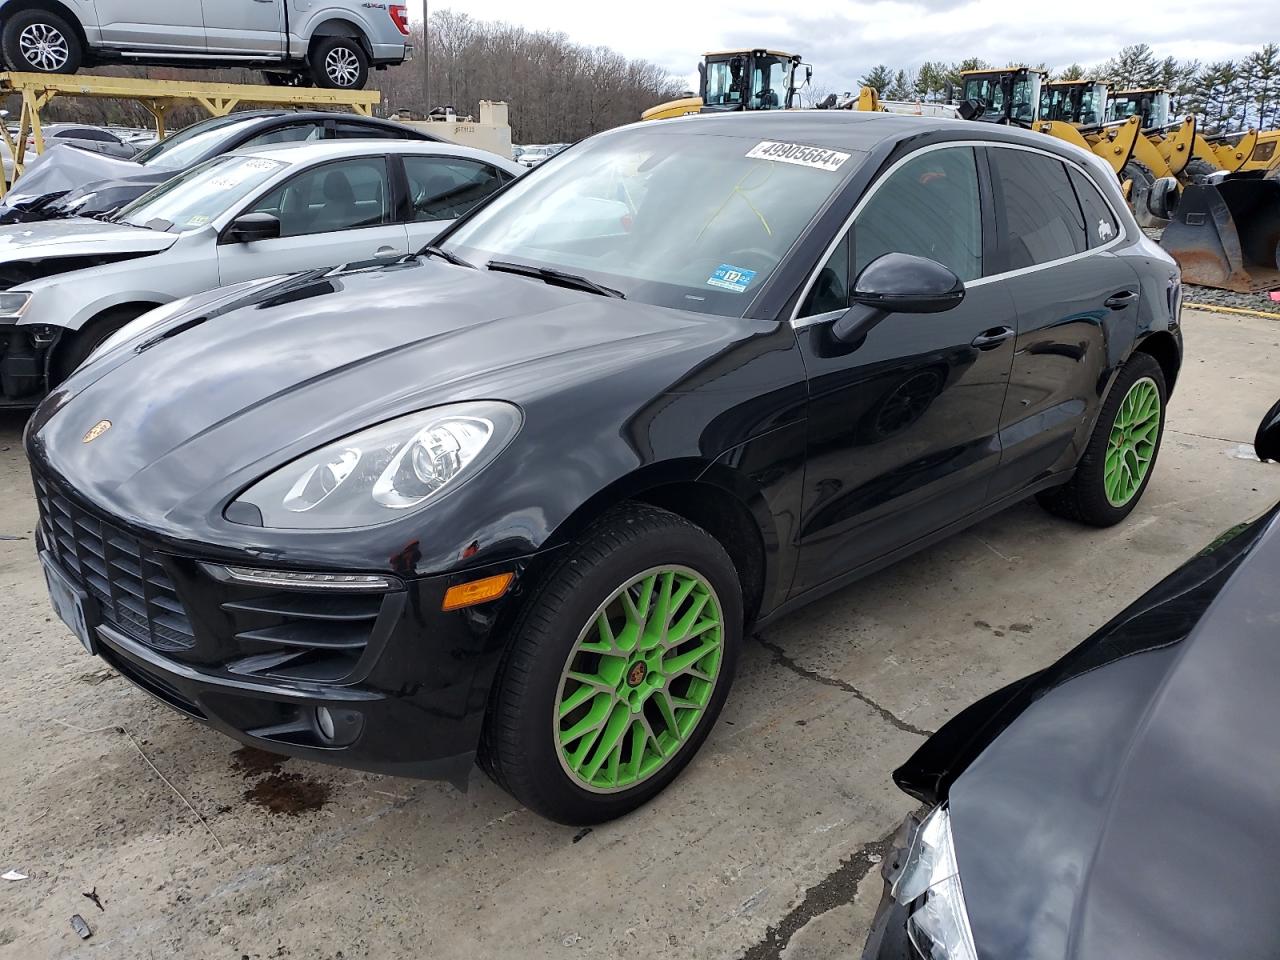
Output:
[2, 307, 1278, 960]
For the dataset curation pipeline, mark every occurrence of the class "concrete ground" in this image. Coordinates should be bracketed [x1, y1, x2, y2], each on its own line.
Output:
[1, 307, 1277, 960]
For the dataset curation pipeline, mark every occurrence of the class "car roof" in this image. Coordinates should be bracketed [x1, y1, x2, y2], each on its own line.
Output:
[636, 111, 1105, 168]
[231, 139, 520, 170]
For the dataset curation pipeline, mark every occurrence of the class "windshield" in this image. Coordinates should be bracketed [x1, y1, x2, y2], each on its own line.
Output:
[444, 128, 859, 316]
[1107, 92, 1168, 128]
[117, 154, 287, 232]
[134, 114, 267, 171]
[704, 55, 791, 110]
[962, 75, 1037, 123]
[1041, 85, 1104, 125]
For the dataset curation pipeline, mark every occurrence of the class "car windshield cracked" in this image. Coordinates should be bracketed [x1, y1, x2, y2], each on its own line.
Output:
[444, 128, 864, 315]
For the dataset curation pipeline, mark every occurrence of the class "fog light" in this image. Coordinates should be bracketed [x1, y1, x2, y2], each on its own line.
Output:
[313, 706, 363, 746]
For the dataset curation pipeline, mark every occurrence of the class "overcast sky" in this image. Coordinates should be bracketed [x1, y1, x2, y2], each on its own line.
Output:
[414, 0, 1264, 93]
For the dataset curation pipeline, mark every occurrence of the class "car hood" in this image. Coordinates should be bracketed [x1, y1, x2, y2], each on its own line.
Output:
[27, 259, 758, 549]
[916, 509, 1280, 960]
[0, 143, 149, 215]
[0, 216, 177, 261]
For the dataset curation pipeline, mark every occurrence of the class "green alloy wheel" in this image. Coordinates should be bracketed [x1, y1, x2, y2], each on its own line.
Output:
[1104, 377, 1161, 507]
[1037, 352, 1167, 527]
[554, 566, 724, 792]
[482, 502, 742, 824]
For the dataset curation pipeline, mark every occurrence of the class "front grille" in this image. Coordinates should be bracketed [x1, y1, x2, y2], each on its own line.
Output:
[34, 474, 197, 652]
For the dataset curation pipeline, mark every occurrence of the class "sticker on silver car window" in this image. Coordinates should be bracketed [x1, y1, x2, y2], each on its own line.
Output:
[746, 141, 851, 172]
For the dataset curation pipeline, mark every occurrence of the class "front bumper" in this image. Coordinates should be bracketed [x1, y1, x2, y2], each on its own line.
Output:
[33, 469, 549, 784]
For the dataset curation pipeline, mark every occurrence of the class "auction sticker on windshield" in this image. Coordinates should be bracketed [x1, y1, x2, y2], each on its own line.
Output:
[746, 141, 851, 172]
[707, 264, 757, 293]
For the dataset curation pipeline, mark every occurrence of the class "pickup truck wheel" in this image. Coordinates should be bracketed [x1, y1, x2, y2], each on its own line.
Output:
[2, 10, 82, 74]
[51, 307, 146, 386]
[480, 503, 743, 824]
[310, 37, 369, 89]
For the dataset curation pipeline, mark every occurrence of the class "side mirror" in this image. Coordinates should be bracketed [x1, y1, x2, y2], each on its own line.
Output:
[851, 252, 965, 314]
[1255, 398, 1280, 462]
[225, 212, 281, 243]
[1146, 177, 1179, 221]
[957, 98, 986, 121]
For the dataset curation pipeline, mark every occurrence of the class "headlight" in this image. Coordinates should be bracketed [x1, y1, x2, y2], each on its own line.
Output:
[231, 401, 521, 529]
[0, 290, 32, 321]
[892, 806, 977, 960]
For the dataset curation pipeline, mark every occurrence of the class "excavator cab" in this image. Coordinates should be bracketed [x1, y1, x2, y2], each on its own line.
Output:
[641, 49, 808, 121]
[1107, 89, 1171, 130]
[1040, 80, 1109, 128]
[699, 50, 806, 113]
[958, 68, 1044, 126]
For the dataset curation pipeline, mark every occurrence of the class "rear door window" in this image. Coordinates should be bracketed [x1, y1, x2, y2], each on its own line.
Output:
[402, 156, 507, 222]
[1067, 166, 1120, 249]
[853, 146, 983, 282]
[990, 148, 1087, 269]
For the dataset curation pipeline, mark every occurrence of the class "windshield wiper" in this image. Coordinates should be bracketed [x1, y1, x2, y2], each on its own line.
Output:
[486, 259, 625, 299]
[421, 245, 475, 269]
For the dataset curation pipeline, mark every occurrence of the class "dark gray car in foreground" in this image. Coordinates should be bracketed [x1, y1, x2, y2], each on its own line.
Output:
[864, 401, 1280, 960]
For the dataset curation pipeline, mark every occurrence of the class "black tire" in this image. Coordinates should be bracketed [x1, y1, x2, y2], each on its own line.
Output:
[263, 71, 312, 88]
[1183, 157, 1219, 184]
[309, 36, 369, 90]
[1123, 159, 1162, 228]
[481, 503, 743, 824]
[1037, 352, 1167, 527]
[51, 307, 145, 385]
[2, 10, 82, 74]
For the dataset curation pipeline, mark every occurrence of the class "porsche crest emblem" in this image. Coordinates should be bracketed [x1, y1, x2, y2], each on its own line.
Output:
[82, 420, 112, 444]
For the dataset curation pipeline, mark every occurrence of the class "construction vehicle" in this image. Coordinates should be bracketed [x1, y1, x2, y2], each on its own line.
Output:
[1034, 79, 1142, 177]
[958, 67, 1045, 126]
[642, 50, 809, 121]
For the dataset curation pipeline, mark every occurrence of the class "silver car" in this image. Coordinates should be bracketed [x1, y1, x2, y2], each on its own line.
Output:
[2, 122, 136, 183]
[0, 0, 412, 88]
[0, 140, 521, 406]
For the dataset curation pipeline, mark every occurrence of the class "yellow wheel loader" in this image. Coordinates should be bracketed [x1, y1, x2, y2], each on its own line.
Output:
[1034, 79, 1143, 177]
[1103, 88, 1198, 226]
[641, 50, 809, 121]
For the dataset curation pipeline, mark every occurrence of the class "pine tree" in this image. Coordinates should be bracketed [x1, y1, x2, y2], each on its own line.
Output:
[1244, 43, 1280, 129]
[1103, 43, 1160, 89]
[1056, 63, 1086, 81]
[859, 64, 893, 95]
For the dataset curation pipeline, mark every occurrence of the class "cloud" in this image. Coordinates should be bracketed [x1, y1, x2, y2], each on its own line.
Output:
[424, 0, 1268, 93]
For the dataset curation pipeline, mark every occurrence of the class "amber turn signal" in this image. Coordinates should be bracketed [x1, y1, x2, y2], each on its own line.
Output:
[442, 572, 514, 611]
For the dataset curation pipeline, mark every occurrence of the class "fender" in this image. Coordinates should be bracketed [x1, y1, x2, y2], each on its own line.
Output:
[21, 288, 172, 332]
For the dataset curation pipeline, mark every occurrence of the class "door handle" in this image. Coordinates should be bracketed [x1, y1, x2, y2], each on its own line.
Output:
[374, 246, 401, 259]
[970, 326, 1015, 350]
[1104, 290, 1139, 309]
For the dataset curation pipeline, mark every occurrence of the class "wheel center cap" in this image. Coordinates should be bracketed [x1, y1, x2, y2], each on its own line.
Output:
[626, 662, 648, 687]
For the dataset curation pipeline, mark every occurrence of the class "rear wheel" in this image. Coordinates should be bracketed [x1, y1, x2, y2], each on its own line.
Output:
[481, 503, 742, 824]
[2, 10, 82, 74]
[309, 36, 369, 90]
[1037, 353, 1167, 526]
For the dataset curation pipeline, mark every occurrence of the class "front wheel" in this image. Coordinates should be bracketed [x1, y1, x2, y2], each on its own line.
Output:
[2, 10, 82, 74]
[481, 503, 742, 824]
[1038, 352, 1167, 526]
[309, 36, 369, 90]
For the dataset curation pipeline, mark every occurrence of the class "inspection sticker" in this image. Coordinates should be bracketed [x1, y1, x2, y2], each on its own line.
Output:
[707, 264, 757, 293]
[746, 141, 851, 172]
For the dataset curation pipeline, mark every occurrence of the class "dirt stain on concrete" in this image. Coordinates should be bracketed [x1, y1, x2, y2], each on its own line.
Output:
[244, 773, 331, 816]
[231, 746, 287, 777]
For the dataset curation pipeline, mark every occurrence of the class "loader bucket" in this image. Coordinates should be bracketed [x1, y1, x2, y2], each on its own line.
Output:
[1160, 177, 1280, 293]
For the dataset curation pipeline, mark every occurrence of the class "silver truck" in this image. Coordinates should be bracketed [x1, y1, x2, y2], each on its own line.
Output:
[0, 0, 413, 88]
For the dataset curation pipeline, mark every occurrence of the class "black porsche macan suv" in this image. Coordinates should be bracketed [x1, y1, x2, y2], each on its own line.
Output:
[28, 112, 1182, 823]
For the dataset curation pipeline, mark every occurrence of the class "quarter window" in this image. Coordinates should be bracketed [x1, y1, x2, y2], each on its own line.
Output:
[991, 149, 1087, 269]
[250, 158, 390, 237]
[853, 146, 983, 282]
[402, 156, 507, 222]
[1068, 167, 1120, 249]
